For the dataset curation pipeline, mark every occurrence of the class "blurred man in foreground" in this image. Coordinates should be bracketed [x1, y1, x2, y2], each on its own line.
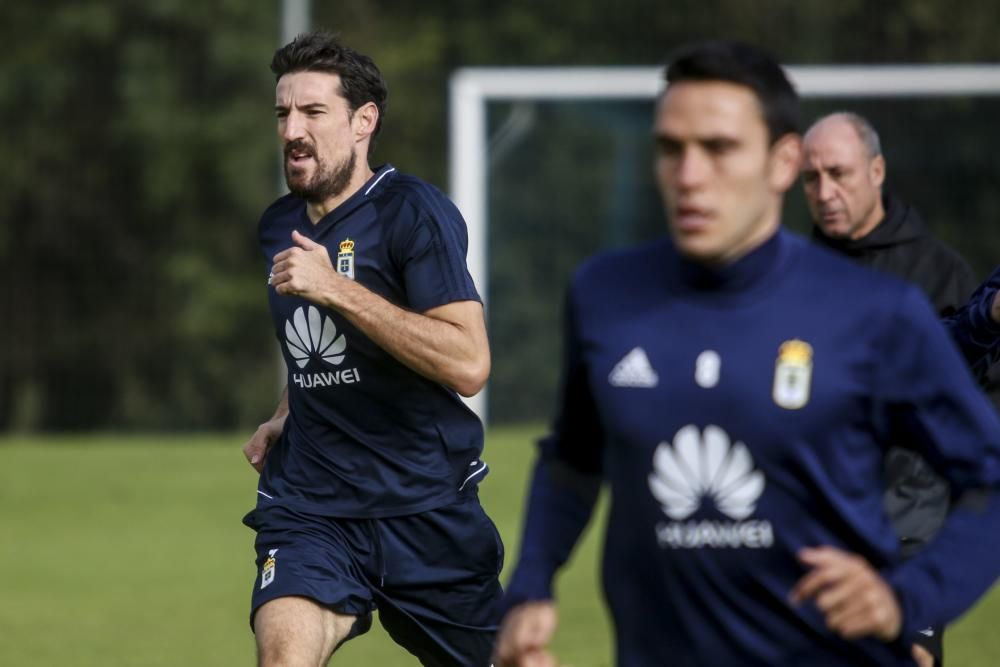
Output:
[495, 40, 1000, 667]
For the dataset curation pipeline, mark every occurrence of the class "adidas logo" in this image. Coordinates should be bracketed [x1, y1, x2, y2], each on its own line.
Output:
[648, 425, 765, 521]
[609, 347, 659, 388]
[285, 306, 347, 369]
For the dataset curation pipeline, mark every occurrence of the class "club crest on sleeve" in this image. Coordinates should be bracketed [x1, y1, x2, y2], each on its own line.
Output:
[772, 339, 812, 410]
[337, 238, 356, 280]
[261, 548, 278, 589]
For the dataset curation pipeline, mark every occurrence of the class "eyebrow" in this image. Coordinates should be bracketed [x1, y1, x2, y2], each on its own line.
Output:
[653, 131, 742, 147]
[274, 102, 329, 112]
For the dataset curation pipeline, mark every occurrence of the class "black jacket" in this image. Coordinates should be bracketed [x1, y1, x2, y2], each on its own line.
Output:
[813, 193, 977, 316]
[813, 192, 979, 556]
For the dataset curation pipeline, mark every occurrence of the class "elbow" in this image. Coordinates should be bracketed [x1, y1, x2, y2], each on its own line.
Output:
[452, 355, 491, 397]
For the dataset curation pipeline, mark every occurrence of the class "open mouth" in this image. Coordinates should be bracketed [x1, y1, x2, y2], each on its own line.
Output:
[285, 142, 315, 166]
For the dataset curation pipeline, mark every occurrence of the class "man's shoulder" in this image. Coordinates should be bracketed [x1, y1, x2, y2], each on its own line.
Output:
[788, 234, 934, 320]
[260, 192, 303, 223]
[257, 194, 304, 244]
[570, 233, 899, 290]
[873, 220, 977, 310]
[882, 194, 973, 272]
[379, 170, 453, 210]
[367, 170, 468, 238]
[800, 231, 900, 277]
[574, 238, 673, 284]
[787, 238, 941, 343]
[911, 233, 973, 272]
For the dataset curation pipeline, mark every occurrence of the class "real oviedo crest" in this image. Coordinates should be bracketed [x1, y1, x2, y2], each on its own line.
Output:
[337, 238, 356, 280]
[772, 339, 813, 410]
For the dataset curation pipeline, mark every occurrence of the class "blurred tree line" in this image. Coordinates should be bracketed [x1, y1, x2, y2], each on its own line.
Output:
[3, 0, 1000, 430]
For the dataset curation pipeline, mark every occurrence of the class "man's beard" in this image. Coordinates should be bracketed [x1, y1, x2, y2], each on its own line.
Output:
[284, 141, 357, 203]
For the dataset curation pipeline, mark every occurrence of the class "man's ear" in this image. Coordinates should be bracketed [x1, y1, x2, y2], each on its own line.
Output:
[870, 154, 886, 189]
[353, 101, 379, 142]
[769, 133, 803, 193]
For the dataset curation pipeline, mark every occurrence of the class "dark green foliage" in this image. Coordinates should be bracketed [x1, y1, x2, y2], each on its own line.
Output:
[1, 2, 279, 430]
[3, 1, 1000, 429]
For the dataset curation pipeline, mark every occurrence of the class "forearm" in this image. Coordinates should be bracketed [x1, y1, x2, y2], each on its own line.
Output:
[244, 387, 290, 471]
[944, 270, 1000, 381]
[503, 456, 601, 611]
[887, 489, 1000, 640]
[271, 387, 289, 420]
[945, 296, 1000, 381]
[320, 278, 489, 396]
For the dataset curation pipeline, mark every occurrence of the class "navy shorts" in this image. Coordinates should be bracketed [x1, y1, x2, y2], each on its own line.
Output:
[243, 495, 504, 667]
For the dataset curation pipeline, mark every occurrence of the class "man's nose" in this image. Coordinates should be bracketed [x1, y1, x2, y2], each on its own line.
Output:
[816, 174, 836, 201]
[280, 112, 305, 142]
[675, 150, 709, 189]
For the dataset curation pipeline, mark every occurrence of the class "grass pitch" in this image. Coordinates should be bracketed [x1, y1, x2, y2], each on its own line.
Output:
[0, 427, 997, 665]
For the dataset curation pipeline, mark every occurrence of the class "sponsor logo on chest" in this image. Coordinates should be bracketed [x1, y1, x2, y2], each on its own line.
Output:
[284, 305, 362, 389]
[648, 424, 773, 549]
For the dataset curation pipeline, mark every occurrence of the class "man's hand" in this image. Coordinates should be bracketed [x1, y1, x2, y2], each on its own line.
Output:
[493, 601, 560, 667]
[270, 230, 340, 301]
[790, 546, 902, 642]
[912, 643, 934, 667]
[243, 415, 286, 473]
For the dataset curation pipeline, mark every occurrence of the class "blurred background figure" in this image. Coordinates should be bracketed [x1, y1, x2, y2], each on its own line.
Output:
[802, 111, 982, 666]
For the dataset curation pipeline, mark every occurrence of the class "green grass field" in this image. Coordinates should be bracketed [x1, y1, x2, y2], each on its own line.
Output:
[1, 426, 998, 666]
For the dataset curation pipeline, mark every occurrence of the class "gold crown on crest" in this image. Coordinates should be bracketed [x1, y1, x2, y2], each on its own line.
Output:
[339, 238, 355, 252]
[778, 339, 813, 364]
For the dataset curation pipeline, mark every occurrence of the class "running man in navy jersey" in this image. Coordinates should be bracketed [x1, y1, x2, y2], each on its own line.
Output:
[241, 32, 502, 667]
[494, 41, 1000, 667]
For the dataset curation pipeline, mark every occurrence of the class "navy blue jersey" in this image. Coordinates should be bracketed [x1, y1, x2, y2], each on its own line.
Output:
[255, 165, 487, 518]
[506, 230, 1000, 666]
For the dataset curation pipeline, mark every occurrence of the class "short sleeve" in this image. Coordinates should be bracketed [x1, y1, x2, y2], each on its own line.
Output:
[392, 195, 480, 313]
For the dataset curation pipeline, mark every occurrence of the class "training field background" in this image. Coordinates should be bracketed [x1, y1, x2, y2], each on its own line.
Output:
[2, 426, 1000, 666]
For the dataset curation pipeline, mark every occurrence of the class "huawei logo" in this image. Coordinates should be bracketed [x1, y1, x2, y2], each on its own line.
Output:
[648, 425, 765, 521]
[284, 306, 347, 369]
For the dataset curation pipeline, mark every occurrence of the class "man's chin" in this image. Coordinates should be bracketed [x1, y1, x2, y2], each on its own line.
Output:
[285, 175, 314, 196]
[818, 223, 851, 240]
[672, 234, 721, 264]
[285, 165, 311, 182]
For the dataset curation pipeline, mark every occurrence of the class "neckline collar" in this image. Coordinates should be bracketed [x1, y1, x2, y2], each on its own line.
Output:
[300, 164, 397, 227]
[673, 229, 785, 294]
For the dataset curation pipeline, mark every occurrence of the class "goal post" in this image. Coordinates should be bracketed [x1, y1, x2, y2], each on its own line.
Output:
[449, 64, 1000, 420]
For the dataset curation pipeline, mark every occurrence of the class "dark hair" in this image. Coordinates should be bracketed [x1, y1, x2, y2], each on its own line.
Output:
[665, 41, 799, 145]
[271, 31, 388, 155]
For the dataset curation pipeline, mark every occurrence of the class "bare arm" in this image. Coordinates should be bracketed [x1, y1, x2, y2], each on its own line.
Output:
[242, 387, 289, 473]
[270, 230, 490, 396]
